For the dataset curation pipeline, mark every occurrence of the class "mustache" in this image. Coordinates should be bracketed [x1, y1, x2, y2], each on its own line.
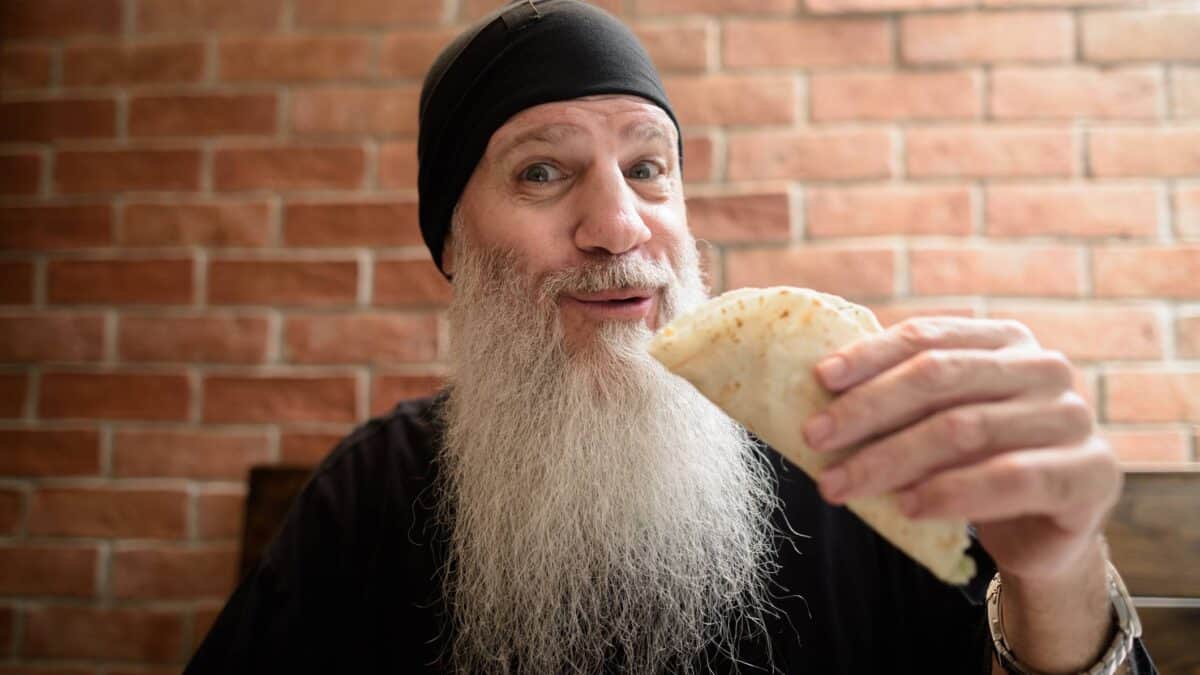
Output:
[537, 256, 676, 303]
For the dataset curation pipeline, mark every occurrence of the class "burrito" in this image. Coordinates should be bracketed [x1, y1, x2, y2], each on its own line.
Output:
[649, 286, 976, 585]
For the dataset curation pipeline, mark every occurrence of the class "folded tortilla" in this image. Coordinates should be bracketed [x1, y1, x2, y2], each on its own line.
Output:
[649, 286, 976, 585]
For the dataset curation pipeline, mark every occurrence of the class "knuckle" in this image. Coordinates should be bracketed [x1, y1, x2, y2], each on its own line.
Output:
[997, 319, 1036, 345]
[1055, 392, 1095, 436]
[996, 454, 1040, 496]
[909, 349, 955, 391]
[1034, 350, 1075, 387]
[894, 319, 943, 351]
[941, 408, 988, 454]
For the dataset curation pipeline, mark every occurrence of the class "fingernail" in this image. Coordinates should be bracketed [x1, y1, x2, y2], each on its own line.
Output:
[816, 355, 848, 388]
[804, 412, 834, 448]
[821, 467, 847, 501]
[898, 491, 920, 517]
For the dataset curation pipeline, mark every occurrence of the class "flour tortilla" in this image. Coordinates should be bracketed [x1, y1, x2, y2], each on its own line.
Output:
[649, 287, 976, 585]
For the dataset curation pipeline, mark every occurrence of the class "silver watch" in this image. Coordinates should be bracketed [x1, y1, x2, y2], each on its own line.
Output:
[986, 560, 1142, 675]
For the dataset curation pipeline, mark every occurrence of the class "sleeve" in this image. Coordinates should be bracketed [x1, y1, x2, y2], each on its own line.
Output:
[184, 469, 362, 674]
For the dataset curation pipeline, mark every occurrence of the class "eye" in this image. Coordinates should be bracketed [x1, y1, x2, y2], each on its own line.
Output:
[628, 160, 663, 180]
[520, 162, 565, 183]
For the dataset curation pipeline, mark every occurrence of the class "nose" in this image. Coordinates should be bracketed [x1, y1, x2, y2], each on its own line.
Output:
[572, 164, 652, 256]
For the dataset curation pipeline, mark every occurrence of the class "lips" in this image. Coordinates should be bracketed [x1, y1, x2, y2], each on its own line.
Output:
[568, 288, 655, 303]
[562, 288, 657, 321]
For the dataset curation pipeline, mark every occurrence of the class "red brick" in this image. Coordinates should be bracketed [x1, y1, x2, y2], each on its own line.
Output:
[907, 126, 1074, 178]
[0, 489, 21, 534]
[220, 36, 370, 82]
[866, 302, 977, 327]
[372, 374, 445, 416]
[284, 313, 438, 364]
[985, 184, 1159, 238]
[639, 0, 793, 13]
[197, 486, 245, 539]
[0, 374, 27, 417]
[112, 544, 238, 600]
[136, 0, 284, 32]
[280, 432, 344, 465]
[296, 0, 443, 26]
[988, 306, 1162, 361]
[726, 246, 896, 299]
[634, 22, 710, 73]
[807, 186, 971, 238]
[1, 45, 52, 88]
[291, 86, 420, 136]
[0, 263, 33, 306]
[0, 545, 97, 597]
[1090, 128, 1200, 178]
[119, 314, 269, 364]
[723, 18, 890, 68]
[0, 0, 122, 39]
[208, 259, 357, 307]
[0, 313, 104, 363]
[63, 42, 204, 86]
[47, 258, 193, 305]
[0, 204, 112, 250]
[1179, 312, 1200, 358]
[686, 191, 790, 243]
[379, 141, 418, 190]
[113, 428, 270, 480]
[23, 606, 183, 661]
[40, 371, 190, 421]
[203, 373, 358, 423]
[809, 0, 970, 11]
[682, 134, 715, 184]
[213, 146, 365, 191]
[902, 12, 1073, 64]
[28, 487, 188, 538]
[910, 245, 1083, 297]
[728, 129, 892, 181]
[373, 258, 453, 307]
[0, 428, 100, 477]
[1176, 184, 1200, 241]
[811, 71, 980, 122]
[0, 99, 116, 143]
[0, 608, 11, 657]
[1176, 68, 1200, 119]
[380, 28, 459, 79]
[193, 605, 223, 648]
[284, 200, 421, 247]
[1093, 246, 1200, 299]
[1105, 371, 1200, 423]
[130, 94, 278, 137]
[665, 75, 796, 126]
[55, 148, 201, 194]
[1104, 429, 1190, 464]
[991, 67, 1160, 121]
[0, 153, 40, 196]
[121, 201, 271, 247]
[1083, 10, 1200, 62]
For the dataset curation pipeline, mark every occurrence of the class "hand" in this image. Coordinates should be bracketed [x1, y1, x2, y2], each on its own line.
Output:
[803, 317, 1122, 582]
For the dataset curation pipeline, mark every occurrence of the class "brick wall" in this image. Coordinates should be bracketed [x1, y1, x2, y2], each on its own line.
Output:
[0, 0, 1196, 668]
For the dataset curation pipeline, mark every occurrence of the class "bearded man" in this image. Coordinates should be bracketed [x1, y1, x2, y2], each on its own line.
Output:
[187, 1, 1155, 673]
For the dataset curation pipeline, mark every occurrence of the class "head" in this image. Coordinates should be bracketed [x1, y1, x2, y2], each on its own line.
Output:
[419, 3, 779, 673]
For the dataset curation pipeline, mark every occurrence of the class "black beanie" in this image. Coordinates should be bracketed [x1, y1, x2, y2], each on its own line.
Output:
[417, 0, 682, 273]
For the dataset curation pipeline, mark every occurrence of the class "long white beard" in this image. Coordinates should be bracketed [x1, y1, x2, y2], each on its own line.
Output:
[437, 228, 779, 674]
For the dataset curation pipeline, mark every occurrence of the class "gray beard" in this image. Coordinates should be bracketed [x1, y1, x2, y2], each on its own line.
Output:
[436, 228, 779, 674]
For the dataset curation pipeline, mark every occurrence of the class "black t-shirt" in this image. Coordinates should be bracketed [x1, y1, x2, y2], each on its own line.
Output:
[186, 395, 1156, 674]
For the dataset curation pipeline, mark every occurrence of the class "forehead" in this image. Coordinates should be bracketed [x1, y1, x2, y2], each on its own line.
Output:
[486, 95, 676, 153]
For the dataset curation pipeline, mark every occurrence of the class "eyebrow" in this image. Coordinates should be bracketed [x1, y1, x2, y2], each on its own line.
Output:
[621, 120, 674, 146]
[493, 123, 585, 161]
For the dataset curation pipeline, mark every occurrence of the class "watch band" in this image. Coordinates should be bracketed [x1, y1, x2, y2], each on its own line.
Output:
[986, 560, 1142, 675]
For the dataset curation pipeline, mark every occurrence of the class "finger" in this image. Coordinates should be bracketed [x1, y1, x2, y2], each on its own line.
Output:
[804, 347, 1075, 453]
[818, 392, 1094, 504]
[897, 439, 1121, 528]
[815, 317, 1038, 393]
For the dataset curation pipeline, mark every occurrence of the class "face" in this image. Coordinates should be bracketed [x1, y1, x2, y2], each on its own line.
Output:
[451, 94, 690, 348]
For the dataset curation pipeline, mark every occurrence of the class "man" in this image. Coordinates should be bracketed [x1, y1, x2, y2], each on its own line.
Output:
[187, 1, 1154, 673]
